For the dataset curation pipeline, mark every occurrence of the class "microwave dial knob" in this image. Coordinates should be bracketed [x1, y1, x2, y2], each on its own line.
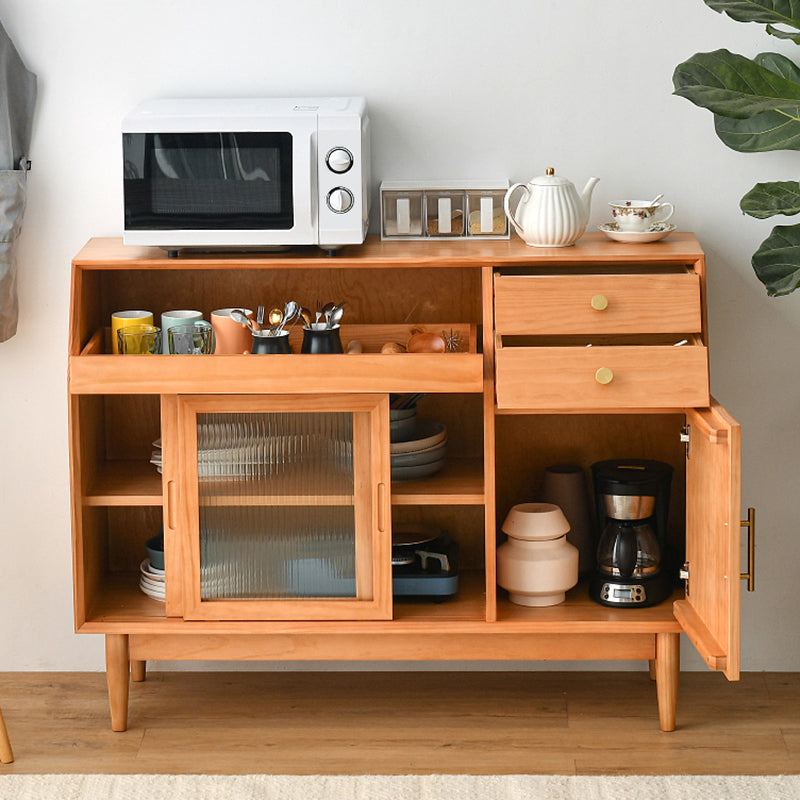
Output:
[326, 147, 353, 174]
[327, 187, 354, 214]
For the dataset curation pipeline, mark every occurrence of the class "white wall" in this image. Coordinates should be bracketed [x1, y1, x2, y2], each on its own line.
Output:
[0, 0, 797, 672]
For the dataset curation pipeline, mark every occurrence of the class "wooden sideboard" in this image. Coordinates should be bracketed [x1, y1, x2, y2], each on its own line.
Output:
[68, 233, 746, 732]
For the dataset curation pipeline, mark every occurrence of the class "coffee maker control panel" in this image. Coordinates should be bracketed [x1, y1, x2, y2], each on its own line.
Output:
[600, 582, 647, 605]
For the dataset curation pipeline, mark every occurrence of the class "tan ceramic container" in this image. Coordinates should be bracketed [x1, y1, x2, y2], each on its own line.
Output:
[497, 503, 579, 606]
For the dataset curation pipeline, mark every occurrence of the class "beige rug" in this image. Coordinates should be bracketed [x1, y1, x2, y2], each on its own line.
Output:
[0, 774, 799, 799]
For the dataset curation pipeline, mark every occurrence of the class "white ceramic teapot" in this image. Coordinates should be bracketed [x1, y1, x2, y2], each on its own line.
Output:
[504, 167, 600, 247]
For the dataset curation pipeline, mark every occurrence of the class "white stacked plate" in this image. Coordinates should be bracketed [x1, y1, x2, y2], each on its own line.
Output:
[390, 420, 447, 481]
[139, 558, 165, 602]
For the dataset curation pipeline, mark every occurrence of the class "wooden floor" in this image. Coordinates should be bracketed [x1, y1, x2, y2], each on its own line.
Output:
[0, 671, 798, 775]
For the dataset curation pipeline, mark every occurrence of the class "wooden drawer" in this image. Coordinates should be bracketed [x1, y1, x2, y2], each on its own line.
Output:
[495, 339, 710, 411]
[494, 272, 702, 336]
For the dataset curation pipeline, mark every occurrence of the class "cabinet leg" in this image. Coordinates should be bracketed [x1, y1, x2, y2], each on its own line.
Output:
[654, 632, 679, 732]
[648, 659, 656, 681]
[131, 660, 146, 683]
[105, 634, 130, 732]
[0, 706, 13, 764]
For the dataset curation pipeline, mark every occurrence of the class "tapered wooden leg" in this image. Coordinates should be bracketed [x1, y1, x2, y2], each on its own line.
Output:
[106, 634, 130, 732]
[131, 660, 146, 682]
[654, 632, 679, 732]
[0, 706, 13, 764]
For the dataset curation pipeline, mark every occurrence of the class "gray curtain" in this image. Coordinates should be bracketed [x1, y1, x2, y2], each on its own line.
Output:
[0, 20, 36, 342]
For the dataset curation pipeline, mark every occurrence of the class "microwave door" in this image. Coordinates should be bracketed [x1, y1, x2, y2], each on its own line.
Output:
[124, 125, 316, 245]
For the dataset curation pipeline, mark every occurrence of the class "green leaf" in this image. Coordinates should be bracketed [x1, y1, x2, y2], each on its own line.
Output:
[703, 1, 800, 31]
[712, 54, 800, 150]
[766, 23, 800, 40]
[751, 224, 800, 295]
[673, 49, 800, 118]
[741, 181, 800, 217]
[714, 110, 800, 149]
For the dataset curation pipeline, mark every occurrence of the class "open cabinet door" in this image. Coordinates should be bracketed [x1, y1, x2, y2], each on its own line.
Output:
[674, 400, 741, 680]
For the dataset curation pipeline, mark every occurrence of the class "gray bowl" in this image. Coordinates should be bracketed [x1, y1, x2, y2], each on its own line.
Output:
[145, 534, 164, 571]
[390, 411, 418, 443]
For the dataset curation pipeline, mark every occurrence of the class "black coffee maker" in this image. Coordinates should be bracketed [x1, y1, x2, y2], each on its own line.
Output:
[589, 459, 673, 608]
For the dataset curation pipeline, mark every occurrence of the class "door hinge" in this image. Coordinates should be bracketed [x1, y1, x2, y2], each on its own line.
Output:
[680, 424, 691, 458]
[679, 561, 690, 595]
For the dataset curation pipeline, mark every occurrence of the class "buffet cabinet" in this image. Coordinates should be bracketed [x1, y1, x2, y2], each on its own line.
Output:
[68, 234, 749, 733]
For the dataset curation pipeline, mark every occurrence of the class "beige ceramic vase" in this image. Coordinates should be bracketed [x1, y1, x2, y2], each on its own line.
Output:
[496, 502, 579, 607]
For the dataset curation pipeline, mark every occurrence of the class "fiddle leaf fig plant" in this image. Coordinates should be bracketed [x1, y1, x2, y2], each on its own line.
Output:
[672, 0, 800, 295]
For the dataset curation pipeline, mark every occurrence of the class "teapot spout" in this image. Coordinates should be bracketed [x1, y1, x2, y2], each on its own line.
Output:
[580, 177, 600, 223]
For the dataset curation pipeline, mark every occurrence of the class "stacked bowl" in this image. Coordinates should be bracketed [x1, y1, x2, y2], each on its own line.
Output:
[390, 407, 447, 481]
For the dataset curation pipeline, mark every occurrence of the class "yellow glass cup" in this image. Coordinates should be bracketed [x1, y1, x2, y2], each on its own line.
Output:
[117, 325, 161, 355]
[111, 310, 154, 354]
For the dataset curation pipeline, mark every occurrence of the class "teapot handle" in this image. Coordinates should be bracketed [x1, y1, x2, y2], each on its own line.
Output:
[504, 183, 529, 238]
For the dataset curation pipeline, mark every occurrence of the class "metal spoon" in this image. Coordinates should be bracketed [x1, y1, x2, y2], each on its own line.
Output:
[279, 300, 300, 332]
[326, 301, 346, 329]
[230, 308, 257, 333]
[267, 307, 283, 334]
[299, 307, 313, 328]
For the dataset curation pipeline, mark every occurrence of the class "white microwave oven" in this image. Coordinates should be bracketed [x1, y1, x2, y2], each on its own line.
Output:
[122, 97, 371, 254]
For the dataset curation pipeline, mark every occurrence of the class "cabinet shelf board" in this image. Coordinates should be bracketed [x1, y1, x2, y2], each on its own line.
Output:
[496, 583, 682, 634]
[84, 460, 162, 506]
[69, 352, 484, 395]
[80, 573, 681, 636]
[391, 458, 485, 505]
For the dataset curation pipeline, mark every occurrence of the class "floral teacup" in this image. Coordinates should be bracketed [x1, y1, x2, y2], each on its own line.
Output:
[608, 200, 675, 233]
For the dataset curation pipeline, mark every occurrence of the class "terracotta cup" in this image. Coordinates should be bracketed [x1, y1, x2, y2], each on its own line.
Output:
[540, 464, 595, 576]
[111, 310, 153, 354]
[210, 308, 253, 354]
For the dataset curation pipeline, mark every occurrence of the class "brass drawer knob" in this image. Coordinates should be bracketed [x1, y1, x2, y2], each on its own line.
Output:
[591, 294, 609, 311]
[595, 367, 614, 385]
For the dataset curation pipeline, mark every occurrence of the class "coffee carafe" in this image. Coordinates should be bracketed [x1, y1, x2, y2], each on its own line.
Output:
[589, 459, 673, 608]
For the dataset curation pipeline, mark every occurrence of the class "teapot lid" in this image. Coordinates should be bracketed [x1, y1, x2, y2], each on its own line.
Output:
[530, 167, 573, 187]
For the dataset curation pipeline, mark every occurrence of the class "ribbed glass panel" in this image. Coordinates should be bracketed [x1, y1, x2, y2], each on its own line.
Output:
[196, 411, 356, 599]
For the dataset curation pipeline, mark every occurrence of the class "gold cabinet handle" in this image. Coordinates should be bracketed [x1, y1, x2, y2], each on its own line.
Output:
[595, 366, 614, 385]
[740, 507, 755, 592]
[591, 294, 609, 311]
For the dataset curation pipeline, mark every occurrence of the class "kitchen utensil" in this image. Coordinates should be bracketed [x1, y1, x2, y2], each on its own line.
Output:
[229, 308, 257, 334]
[597, 222, 676, 243]
[117, 325, 161, 355]
[301, 322, 343, 353]
[160, 310, 203, 354]
[211, 308, 254, 354]
[326, 302, 346, 329]
[540, 464, 594, 576]
[497, 503, 578, 606]
[281, 300, 300, 332]
[504, 167, 599, 247]
[608, 200, 674, 233]
[145, 533, 164, 570]
[299, 307, 313, 328]
[111, 310, 153, 354]
[589, 459, 674, 608]
[648, 193, 664, 207]
[389, 420, 446, 454]
[250, 330, 292, 354]
[168, 321, 215, 355]
[256, 305, 265, 329]
[267, 307, 283, 332]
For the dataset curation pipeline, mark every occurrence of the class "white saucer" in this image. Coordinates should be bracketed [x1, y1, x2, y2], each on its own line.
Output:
[598, 222, 676, 243]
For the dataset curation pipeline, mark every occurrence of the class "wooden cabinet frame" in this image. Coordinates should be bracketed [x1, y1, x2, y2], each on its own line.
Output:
[67, 234, 747, 734]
